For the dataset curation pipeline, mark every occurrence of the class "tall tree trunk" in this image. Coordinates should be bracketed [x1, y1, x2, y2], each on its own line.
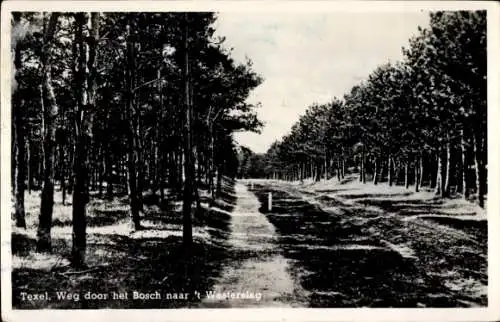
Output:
[181, 13, 193, 247]
[337, 159, 341, 181]
[160, 162, 165, 202]
[125, 20, 142, 230]
[216, 164, 223, 196]
[105, 148, 113, 199]
[360, 145, 365, 182]
[435, 148, 446, 197]
[37, 13, 60, 252]
[473, 131, 486, 208]
[415, 152, 422, 192]
[415, 155, 420, 193]
[98, 145, 105, 198]
[404, 161, 409, 189]
[315, 163, 321, 182]
[388, 155, 393, 186]
[71, 12, 99, 267]
[379, 159, 384, 183]
[12, 12, 26, 228]
[362, 157, 366, 184]
[373, 157, 378, 185]
[461, 128, 469, 198]
[67, 140, 74, 194]
[152, 68, 163, 197]
[27, 139, 32, 194]
[209, 132, 215, 200]
[323, 148, 328, 181]
[60, 142, 66, 205]
[137, 119, 145, 210]
[443, 136, 451, 197]
[419, 152, 424, 189]
[341, 152, 345, 178]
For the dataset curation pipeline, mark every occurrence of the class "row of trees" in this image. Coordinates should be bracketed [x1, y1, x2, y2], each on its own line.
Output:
[240, 11, 487, 207]
[11, 12, 262, 267]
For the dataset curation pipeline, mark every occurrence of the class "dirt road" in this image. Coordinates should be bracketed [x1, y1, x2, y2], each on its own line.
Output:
[199, 183, 306, 308]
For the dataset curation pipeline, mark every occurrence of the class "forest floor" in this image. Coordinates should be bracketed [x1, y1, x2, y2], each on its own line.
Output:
[247, 175, 487, 307]
[11, 181, 238, 309]
[11, 175, 487, 308]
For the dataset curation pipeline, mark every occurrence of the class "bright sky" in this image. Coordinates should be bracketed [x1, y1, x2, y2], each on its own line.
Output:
[215, 11, 430, 154]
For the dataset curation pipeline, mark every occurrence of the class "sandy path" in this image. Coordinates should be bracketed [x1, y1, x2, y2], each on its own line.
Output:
[198, 182, 306, 308]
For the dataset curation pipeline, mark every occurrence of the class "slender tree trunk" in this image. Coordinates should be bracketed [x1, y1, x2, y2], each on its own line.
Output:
[461, 128, 469, 198]
[379, 159, 384, 183]
[415, 156, 420, 192]
[415, 152, 422, 192]
[67, 141, 74, 194]
[27, 139, 32, 194]
[373, 157, 378, 185]
[404, 161, 409, 189]
[388, 155, 393, 187]
[360, 145, 365, 182]
[160, 164, 165, 202]
[341, 153, 345, 178]
[337, 159, 341, 181]
[98, 145, 105, 198]
[60, 143, 66, 205]
[216, 164, 223, 196]
[473, 131, 485, 208]
[435, 148, 445, 197]
[125, 20, 142, 230]
[443, 136, 451, 197]
[105, 145, 113, 199]
[152, 68, 163, 197]
[181, 13, 193, 247]
[362, 157, 366, 184]
[315, 163, 321, 182]
[209, 130, 215, 200]
[12, 12, 26, 228]
[37, 13, 60, 252]
[419, 152, 424, 189]
[323, 148, 328, 181]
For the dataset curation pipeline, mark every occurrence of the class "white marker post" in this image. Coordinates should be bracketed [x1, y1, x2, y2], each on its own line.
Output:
[268, 192, 272, 211]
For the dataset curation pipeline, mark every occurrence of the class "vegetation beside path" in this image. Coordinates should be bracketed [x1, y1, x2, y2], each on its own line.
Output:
[249, 176, 486, 307]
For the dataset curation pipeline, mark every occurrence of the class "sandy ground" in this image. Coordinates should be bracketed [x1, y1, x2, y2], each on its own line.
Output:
[199, 183, 306, 308]
[248, 176, 487, 307]
[11, 177, 487, 308]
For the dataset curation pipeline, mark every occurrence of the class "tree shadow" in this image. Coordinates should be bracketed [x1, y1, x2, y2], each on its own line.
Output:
[338, 192, 414, 200]
[12, 179, 239, 309]
[12, 233, 70, 258]
[250, 184, 487, 308]
[12, 235, 231, 309]
[52, 209, 130, 228]
[417, 215, 486, 239]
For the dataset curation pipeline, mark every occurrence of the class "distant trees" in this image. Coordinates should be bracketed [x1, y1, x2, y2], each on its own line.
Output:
[254, 11, 487, 207]
[11, 12, 262, 266]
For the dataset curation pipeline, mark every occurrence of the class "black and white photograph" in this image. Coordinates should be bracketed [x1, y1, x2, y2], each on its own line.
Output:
[1, 1, 499, 321]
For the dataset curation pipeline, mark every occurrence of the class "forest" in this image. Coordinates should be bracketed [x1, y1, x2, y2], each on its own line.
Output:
[9, 10, 489, 309]
[238, 11, 487, 208]
[11, 12, 262, 268]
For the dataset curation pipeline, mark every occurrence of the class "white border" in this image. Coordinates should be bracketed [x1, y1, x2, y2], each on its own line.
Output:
[1, 1, 499, 322]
